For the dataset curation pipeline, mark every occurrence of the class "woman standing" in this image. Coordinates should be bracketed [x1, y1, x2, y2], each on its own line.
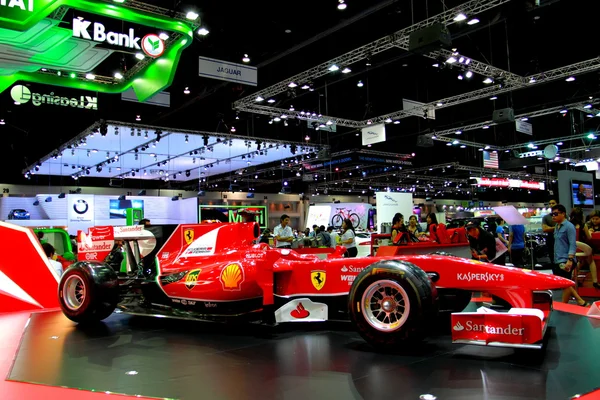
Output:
[341, 218, 357, 257]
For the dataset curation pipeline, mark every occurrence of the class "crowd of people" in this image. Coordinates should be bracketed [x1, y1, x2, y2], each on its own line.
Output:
[269, 214, 358, 257]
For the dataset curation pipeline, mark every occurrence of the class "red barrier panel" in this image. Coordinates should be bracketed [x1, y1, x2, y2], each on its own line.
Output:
[0, 221, 60, 313]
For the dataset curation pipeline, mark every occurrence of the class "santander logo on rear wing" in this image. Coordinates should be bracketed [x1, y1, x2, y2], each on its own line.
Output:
[77, 226, 114, 262]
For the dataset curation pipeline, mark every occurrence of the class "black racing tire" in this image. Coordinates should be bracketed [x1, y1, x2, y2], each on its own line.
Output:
[348, 260, 437, 350]
[58, 262, 119, 324]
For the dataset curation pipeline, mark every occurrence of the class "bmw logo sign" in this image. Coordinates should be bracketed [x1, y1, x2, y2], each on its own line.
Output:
[73, 199, 89, 215]
[141, 34, 165, 58]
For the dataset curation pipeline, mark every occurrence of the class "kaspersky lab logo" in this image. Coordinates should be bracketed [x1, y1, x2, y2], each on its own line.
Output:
[73, 18, 165, 58]
[10, 85, 98, 110]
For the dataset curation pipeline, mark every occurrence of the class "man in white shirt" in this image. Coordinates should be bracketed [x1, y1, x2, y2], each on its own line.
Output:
[274, 214, 294, 248]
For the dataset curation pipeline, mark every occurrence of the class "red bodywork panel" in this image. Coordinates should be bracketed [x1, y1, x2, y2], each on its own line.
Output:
[146, 222, 573, 310]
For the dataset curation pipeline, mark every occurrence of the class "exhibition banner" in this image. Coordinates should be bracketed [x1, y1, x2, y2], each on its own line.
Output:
[67, 194, 95, 235]
[375, 192, 413, 233]
[306, 203, 372, 230]
[303, 153, 413, 171]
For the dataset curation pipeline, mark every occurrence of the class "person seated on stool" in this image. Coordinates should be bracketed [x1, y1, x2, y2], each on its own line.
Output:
[42, 243, 63, 276]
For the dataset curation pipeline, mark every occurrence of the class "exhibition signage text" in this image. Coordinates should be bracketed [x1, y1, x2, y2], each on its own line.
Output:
[198, 56, 258, 86]
[10, 85, 98, 110]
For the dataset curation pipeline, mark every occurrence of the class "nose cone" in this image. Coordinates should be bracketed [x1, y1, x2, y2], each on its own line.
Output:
[522, 268, 574, 290]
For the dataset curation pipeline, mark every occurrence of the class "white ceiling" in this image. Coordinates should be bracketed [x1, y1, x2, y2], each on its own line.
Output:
[27, 122, 321, 183]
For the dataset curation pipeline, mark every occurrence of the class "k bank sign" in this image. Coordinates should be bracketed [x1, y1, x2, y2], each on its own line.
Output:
[72, 18, 165, 58]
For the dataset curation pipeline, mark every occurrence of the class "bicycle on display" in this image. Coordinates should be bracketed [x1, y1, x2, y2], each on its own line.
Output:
[331, 208, 360, 229]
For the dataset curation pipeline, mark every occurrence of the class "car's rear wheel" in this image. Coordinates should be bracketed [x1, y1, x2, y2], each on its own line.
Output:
[348, 260, 437, 350]
[59, 263, 119, 324]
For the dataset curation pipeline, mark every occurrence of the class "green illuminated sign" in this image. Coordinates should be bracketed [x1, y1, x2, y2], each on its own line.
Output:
[199, 205, 268, 230]
[0, 0, 197, 102]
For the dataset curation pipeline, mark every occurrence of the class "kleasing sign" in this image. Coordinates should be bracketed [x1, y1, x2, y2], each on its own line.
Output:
[72, 18, 165, 58]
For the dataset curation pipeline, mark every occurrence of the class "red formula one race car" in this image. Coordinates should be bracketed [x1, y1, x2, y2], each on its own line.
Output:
[59, 222, 573, 350]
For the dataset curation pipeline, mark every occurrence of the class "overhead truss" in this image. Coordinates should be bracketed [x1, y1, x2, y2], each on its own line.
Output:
[233, 0, 511, 109]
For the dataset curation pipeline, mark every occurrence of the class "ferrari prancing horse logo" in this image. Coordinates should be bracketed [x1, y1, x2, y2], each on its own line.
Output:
[185, 269, 201, 290]
[311, 270, 326, 291]
[184, 228, 194, 245]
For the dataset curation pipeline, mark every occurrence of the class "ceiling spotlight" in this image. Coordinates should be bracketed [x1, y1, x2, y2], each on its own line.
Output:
[255, 96, 264, 102]
[338, 0, 347, 10]
[483, 77, 493, 84]
[446, 56, 457, 64]
[357, 80, 364, 87]
[465, 71, 473, 78]
[85, 73, 95, 80]
[305, 135, 310, 141]
[197, 27, 209, 36]
[467, 18, 480, 25]
[301, 84, 310, 90]
[385, 118, 392, 123]
[566, 76, 575, 82]
[288, 82, 298, 88]
[186, 11, 199, 20]
[136, 115, 141, 121]
[183, 87, 190, 94]
[114, 72, 123, 79]
[490, 96, 498, 100]
[0, 119, 5, 125]
[341, 67, 351, 74]
[454, 13, 467, 21]
[328, 65, 340, 72]
[242, 54, 250, 63]
[529, 77, 537, 83]
[159, 32, 169, 40]
[457, 75, 463, 80]
[135, 53, 144, 60]
[113, 0, 126, 3]
[521, 117, 529, 121]
[393, 120, 400, 125]
[267, 98, 276, 103]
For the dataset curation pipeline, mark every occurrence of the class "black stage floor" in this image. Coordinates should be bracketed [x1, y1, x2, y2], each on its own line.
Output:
[7, 309, 600, 400]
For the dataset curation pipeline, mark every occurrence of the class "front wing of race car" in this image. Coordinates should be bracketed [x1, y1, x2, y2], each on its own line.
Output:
[450, 291, 553, 349]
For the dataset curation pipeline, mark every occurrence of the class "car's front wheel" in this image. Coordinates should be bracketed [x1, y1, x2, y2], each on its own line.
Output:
[348, 260, 437, 350]
[59, 263, 119, 324]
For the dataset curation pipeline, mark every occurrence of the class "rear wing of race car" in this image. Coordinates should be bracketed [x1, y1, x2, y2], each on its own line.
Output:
[451, 290, 553, 349]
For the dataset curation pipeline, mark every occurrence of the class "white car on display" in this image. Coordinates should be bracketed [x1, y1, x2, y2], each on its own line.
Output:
[355, 231, 372, 257]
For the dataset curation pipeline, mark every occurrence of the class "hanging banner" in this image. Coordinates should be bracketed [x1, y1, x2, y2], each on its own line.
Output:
[402, 99, 436, 120]
[375, 192, 413, 233]
[198, 56, 258, 86]
[362, 123, 386, 146]
[515, 120, 533, 135]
